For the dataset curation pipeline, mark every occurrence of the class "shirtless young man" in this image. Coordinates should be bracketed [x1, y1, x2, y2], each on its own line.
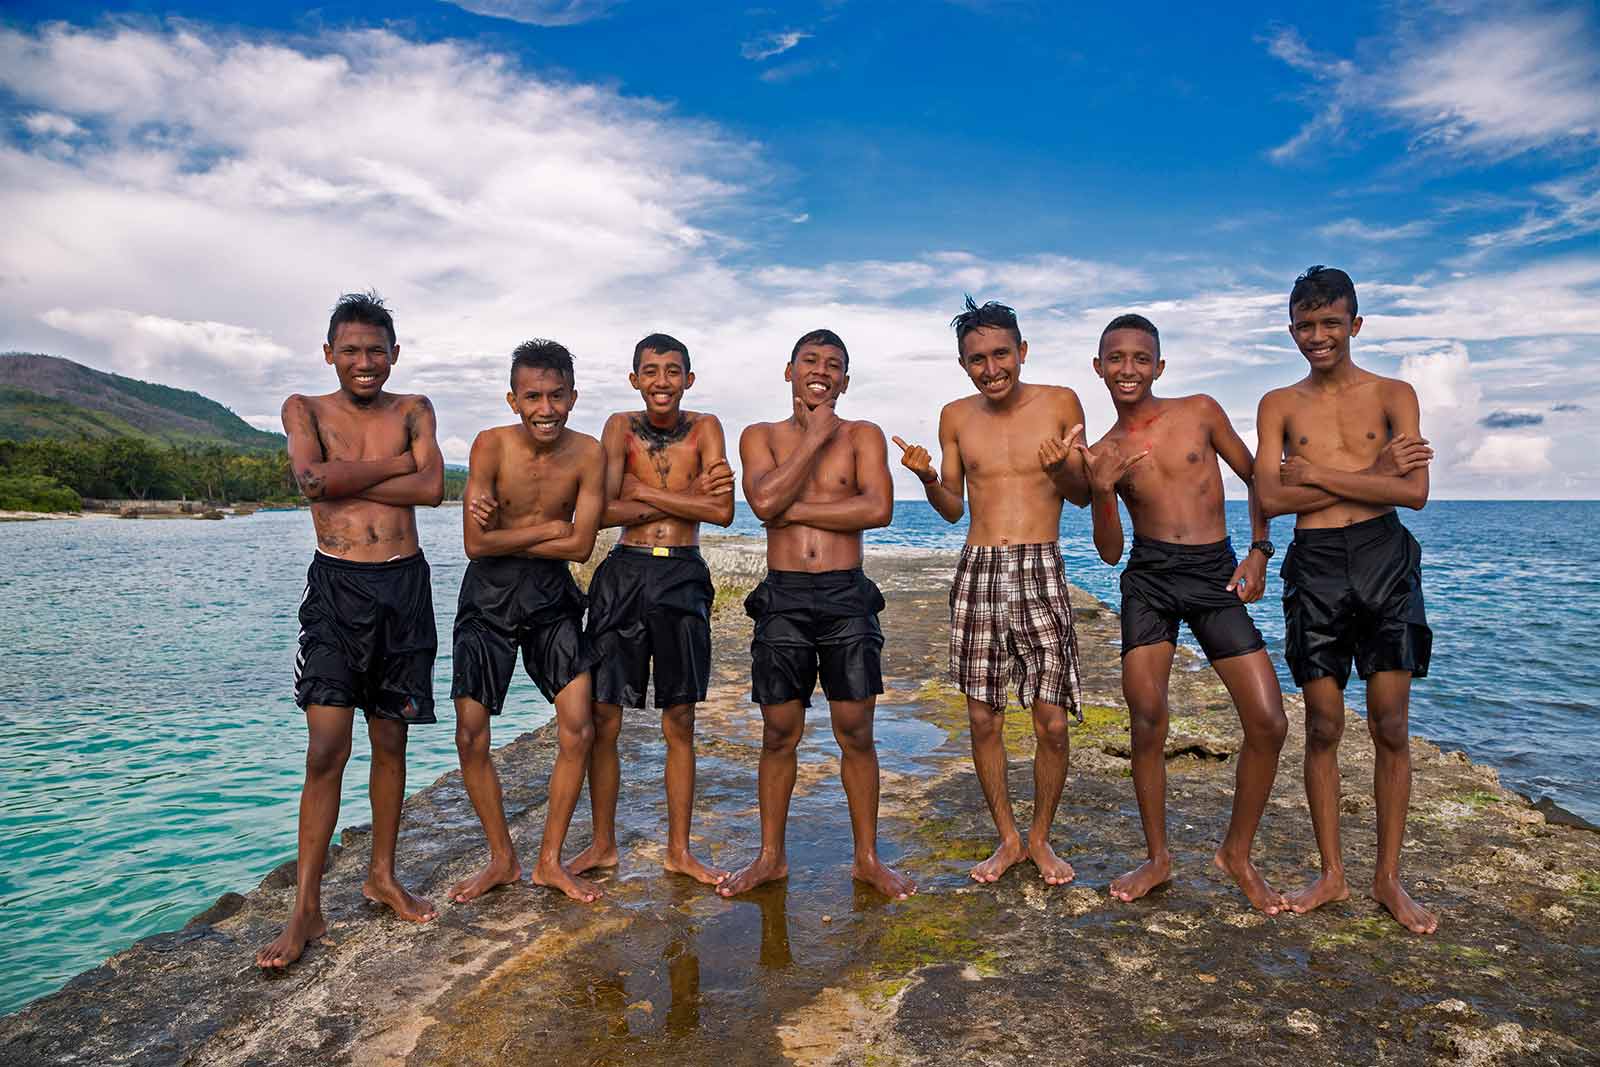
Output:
[449, 340, 607, 905]
[895, 297, 1091, 887]
[258, 292, 445, 969]
[718, 328, 915, 901]
[564, 333, 734, 887]
[1077, 314, 1289, 913]
[1255, 266, 1437, 934]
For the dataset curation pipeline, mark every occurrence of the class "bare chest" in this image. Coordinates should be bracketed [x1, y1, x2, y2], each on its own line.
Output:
[314, 405, 409, 461]
[772, 427, 858, 497]
[1284, 395, 1388, 466]
[625, 430, 701, 491]
[962, 409, 1063, 481]
[496, 450, 581, 521]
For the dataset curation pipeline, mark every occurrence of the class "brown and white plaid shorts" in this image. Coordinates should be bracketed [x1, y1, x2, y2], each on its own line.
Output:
[949, 542, 1082, 718]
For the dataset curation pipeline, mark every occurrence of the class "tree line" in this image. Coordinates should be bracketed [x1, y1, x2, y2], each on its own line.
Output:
[0, 437, 467, 511]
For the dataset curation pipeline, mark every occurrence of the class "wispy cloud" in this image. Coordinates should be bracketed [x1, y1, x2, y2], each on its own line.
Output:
[1317, 217, 1431, 242]
[1266, 8, 1600, 164]
[1467, 166, 1600, 251]
[741, 30, 810, 61]
[441, 0, 620, 26]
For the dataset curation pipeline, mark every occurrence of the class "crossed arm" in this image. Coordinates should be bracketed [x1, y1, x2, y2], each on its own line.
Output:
[281, 394, 443, 507]
[1254, 385, 1429, 518]
[601, 414, 735, 529]
[742, 421, 894, 531]
[461, 434, 604, 562]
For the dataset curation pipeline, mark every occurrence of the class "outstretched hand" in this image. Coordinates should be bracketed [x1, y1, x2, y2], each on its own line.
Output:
[891, 435, 937, 485]
[1075, 438, 1148, 494]
[1372, 433, 1433, 477]
[1226, 551, 1267, 604]
[1039, 423, 1085, 475]
[695, 458, 736, 497]
[467, 494, 497, 529]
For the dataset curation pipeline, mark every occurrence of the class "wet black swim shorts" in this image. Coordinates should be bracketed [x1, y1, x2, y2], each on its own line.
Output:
[295, 552, 437, 723]
[586, 544, 715, 709]
[450, 556, 591, 712]
[1281, 512, 1432, 690]
[1120, 537, 1266, 663]
[745, 568, 884, 707]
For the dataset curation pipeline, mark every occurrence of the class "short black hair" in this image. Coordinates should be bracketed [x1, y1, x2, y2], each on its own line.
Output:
[633, 333, 690, 375]
[1100, 313, 1161, 356]
[327, 291, 395, 348]
[950, 294, 1022, 353]
[790, 329, 849, 371]
[1290, 265, 1358, 320]
[510, 339, 575, 389]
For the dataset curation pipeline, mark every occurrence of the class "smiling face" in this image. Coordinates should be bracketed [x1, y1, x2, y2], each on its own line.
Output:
[630, 347, 693, 419]
[958, 325, 1027, 403]
[324, 322, 396, 402]
[1289, 296, 1363, 372]
[786, 341, 848, 408]
[507, 364, 576, 444]
[1095, 327, 1163, 407]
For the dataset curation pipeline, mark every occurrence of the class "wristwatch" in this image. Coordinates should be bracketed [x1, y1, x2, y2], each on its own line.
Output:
[1249, 539, 1275, 559]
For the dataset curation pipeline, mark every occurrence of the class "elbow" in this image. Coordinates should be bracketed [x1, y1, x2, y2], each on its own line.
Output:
[747, 494, 781, 523]
[566, 531, 599, 563]
[1404, 487, 1429, 511]
[714, 505, 736, 528]
[1097, 548, 1121, 565]
[870, 501, 894, 529]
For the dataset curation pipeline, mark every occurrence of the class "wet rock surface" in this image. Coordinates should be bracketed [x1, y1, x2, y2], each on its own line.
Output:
[3, 543, 1598, 1065]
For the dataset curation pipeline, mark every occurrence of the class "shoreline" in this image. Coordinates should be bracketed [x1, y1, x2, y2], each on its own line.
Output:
[2, 544, 1596, 1064]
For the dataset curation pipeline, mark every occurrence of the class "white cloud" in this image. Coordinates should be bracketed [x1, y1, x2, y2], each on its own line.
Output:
[1465, 433, 1553, 474]
[742, 31, 810, 61]
[21, 112, 82, 137]
[1467, 166, 1600, 251]
[1317, 217, 1431, 242]
[38, 308, 296, 395]
[442, 0, 620, 26]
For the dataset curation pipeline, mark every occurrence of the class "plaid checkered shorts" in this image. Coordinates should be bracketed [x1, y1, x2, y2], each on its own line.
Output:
[949, 542, 1083, 718]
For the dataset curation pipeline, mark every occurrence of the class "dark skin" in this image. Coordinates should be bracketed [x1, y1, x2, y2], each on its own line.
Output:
[256, 320, 444, 971]
[1080, 327, 1288, 914]
[894, 324, 1090, 887]
[564, 346, 733, 888]
[450, 364, 607, 906]
[718, 341, 914, 902]
[1255, 294, 1438, 935]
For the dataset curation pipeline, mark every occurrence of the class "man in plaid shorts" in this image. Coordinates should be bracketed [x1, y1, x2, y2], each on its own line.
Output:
[894, 296, 1092, 886]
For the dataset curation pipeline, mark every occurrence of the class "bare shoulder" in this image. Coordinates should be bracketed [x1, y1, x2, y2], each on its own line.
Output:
[740, 419, 778, 444]
[1039, 383, 1084, 410]
[1181, 393, 1228, 419]
[1374, 373, 1419, 403]
[603, 411, 635, 434]
[281, 393, 314, 419]
[941, 395, 980, 425]
[1258, 384, 1300, 413]
[565, 428, 603, 458]
[845, 418, 887, 444]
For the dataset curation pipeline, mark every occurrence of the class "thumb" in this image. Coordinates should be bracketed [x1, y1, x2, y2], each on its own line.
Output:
[891, 435, 910, 452]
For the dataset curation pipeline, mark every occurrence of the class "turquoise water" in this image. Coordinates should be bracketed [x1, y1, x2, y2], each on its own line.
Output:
[1, 500, 1597, 1013]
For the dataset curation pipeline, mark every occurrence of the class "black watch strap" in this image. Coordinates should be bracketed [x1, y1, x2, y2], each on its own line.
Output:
[1249, 539, 1275, 559]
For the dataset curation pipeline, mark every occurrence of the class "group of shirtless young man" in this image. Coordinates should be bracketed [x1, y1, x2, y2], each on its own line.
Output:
[257, 264, 1437, 971]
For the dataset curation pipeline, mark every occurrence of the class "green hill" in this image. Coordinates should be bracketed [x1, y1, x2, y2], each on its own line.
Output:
[0, 353, 283, 449]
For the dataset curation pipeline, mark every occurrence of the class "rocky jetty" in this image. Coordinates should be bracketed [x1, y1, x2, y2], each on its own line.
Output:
[3, 542, 1596, 1065]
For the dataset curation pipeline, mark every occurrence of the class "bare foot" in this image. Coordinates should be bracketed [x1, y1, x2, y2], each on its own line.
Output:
[716, 852, 788, 897]
[1284, 870, 1350, 914]
[1027, 836, 1076, 886]
[531, 858, 603, 903]
[361, 877, 438, 923]
[564, 840, 619, 876]
[853, 856, 916, 900]
[255, 910, 326, 970]
[664, 848, 728, 886]
[1110, 854, 1171, 902]
[1374, 876, 1438, 934]
[449, 856, 523, 904]
[970, 836, 1025, 883]
[1213, 849, 1285, 915]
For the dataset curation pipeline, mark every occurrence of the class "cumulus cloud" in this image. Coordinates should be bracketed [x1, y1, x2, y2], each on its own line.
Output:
[442, 0, 620, 26]
[1465, 433, 1552, 475]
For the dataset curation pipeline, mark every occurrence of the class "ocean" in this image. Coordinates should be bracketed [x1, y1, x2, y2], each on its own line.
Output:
[0, 500, 1595, 1013]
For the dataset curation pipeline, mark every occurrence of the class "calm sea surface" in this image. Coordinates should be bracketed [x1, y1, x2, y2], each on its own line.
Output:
[1, 500, 1596, 1012]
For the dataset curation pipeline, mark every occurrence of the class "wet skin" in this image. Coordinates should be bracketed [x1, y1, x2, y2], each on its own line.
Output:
[1080, 327, 1289, 913]
[720, 342, 914, 901]
[895, 325, 1090, 886]
[1254, 297, 1438, 935]
[258, 322, 445, 970]
[454, 365, 608, 905]
[567, 346, 734, 887]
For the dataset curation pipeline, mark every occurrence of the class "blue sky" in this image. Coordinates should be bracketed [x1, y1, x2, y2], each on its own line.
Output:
[2, 1, 1597, 497]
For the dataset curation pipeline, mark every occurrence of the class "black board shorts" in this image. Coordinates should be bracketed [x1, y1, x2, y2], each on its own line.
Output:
[586, 544, 715, 709]
[1281, 512, 1432, 690]
[450, 556, 591, 712]
[295, 552, 437, 723]
[745, 568, 884, 708]
[1121, 537, 1266, 663]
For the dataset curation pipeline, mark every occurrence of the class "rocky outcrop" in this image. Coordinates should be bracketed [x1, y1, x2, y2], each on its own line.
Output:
[2, 546, 1596, 1066]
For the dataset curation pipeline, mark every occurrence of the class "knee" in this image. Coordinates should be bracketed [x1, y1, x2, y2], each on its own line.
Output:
[833, 718, 874, 754]
[1248, 708, 1289, 750]
[455, 721, 490, 762]
[593, 709, 623, 746]
[761, 722, 802, 755]
[1127, 705, 1168, 745]
[1033, 710, 1070, 751]
[1304, 711, 1344, 750]
[306, 737, 351, 778]
[968, 707, 1003, 741]
[1366, 710, 1410, 753]
[559, 718, 596, 755]
[661, 706, 695, 745]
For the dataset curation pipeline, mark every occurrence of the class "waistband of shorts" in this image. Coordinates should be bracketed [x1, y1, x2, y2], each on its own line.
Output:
[311, 549, 426, 572]
[1130, 535, 1233, 555]
[958, 541, 1062, 558]
[763, 567, 865, 586]
[612, 543, 703, 560]
[466, 554, 568, 574]
[1292, 510, 1403, 542]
